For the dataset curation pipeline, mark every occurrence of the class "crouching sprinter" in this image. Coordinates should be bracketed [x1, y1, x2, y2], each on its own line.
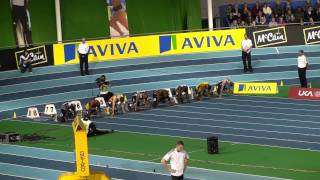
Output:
[107, 94, 128, 117]
[153, 89, 176, 108]
[129, 91, 151, 111]
[57, 102, 76, 122]
[85, 99, 101, 117]
[195, 82, 212, 101]
[213, 79, 234, 98]
[96, 75, 114, 103]
[174, 85, 193, 104]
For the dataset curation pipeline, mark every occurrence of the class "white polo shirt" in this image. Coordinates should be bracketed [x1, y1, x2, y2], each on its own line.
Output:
[297, 55, 308, 68]
[163, 148, 189, 177]
[241, 39, 252, 53]
[78, 42, 89, 55]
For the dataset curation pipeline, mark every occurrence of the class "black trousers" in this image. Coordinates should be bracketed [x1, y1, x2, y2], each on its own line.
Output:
[79, 53, 89, 74]
[242, 51, 252, 70]
[298, 67, 308, 88]
[12, 5, 32, 46]
[20, 63, 32, 73]
[171, 175, 183, 180]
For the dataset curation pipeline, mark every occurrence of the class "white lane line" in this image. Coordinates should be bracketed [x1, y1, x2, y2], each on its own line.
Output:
[222, 98, 320, 107]
[144, 108, 320, 125]
[96, 121, 320, 145]
[275, 47, 280, 54]
[197, 101, 320, 112]
[125, 112, 320, 130]
[108, 116, 320, 137]
[178, 105, 320, 118]
[0, 172, 39, 180]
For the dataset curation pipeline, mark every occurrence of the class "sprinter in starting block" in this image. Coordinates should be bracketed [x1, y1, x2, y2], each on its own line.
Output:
[57, 102, 76, 122]
[129, 91, 151, 111]
[174, 85, 193, 104]
[213, 79, 234, 98]
[195, 82, 212, 101]
[152, 89, 175, 108]
[107, 94, 128, 117]
[85, 99, 101, 116]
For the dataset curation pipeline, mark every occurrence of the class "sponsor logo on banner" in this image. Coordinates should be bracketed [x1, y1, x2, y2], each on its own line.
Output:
[15, 46, 48, 68]
[233, 82, 278, 94]
[288, 87, 320, 100]
[53, 29, 245, 65]
[159, 29, 245, 54]
[253, 27, 287, 47]
[303, 26, 320, 45]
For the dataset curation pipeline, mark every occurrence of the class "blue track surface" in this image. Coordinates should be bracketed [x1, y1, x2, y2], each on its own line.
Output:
[1, 44, 320, 179]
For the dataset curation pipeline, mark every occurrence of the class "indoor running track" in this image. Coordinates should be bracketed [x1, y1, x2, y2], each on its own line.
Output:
[95, 95, 320, 151]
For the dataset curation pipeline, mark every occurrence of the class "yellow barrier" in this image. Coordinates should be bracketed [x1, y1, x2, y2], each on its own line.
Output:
[233, 82, 278, 95]
[53, 29, 245, 65]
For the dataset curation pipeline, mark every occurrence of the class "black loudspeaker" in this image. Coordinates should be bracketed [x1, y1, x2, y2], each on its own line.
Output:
[207, 136, 219, 154]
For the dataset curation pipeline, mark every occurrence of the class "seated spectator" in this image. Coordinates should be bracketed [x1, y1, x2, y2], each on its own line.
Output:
[316, 6, 320, 21]
[304, 0, 312, 11]
[262, 3, 272, 21]
[269, 17, 278, 27]
[231, 19, 239, 29]
[308, 17, 315, 25]
[295, 7, 305, 23]
[274, 0, 284, 18]
[252, 1, 261, 19]
[250, 19, 257, 27]
[240, 3, 250, 22]
[240, 20, 247, 27]
[247, 11, 253, 24]
[278, 16, 286, 26]
[305, 6, 316, 21]
[285, 9, 295, 23]
[285, 0, 292, 11]
[19, 49, 32, 73]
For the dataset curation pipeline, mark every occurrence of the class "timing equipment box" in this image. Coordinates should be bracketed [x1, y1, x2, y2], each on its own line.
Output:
[0, 132, 21, 143]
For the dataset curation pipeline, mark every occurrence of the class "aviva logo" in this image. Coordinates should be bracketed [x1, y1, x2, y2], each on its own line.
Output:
[159, 35, 177, 53]
[159, 33, 236, 54]
[234, 82, 278, 95]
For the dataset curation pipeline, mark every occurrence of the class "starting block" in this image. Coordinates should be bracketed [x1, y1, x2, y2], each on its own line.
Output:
[69, 101, 83, 112]
[44, 104, 57, 116]
[26, 107, 40, 119]
[165, 88, 178, 104]
[188, 86, 194, 100]
[95, 97, 106, 108]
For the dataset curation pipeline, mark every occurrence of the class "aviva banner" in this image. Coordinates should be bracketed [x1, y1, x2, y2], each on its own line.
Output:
[233, 82, 278, 95]
[53, 29, 245, 65]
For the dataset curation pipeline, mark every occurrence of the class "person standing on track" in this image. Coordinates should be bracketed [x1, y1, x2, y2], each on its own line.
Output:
[161, 141, 189, 180]
[297, 50, 309, 88]
[241, 34, 253, 73]
[78, 38, 89, 76]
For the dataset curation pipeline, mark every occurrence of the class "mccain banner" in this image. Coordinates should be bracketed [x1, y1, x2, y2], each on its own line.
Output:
[0, 45, 54, 71]
[303, 26, 320, 45]
[246, 25, 308, 48]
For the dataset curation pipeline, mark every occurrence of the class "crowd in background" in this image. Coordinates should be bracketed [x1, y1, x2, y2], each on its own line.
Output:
[225, 0, 320, 28]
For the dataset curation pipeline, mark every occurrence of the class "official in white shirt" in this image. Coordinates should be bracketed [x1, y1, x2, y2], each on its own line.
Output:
[78, 38, 89, 76]
[161, 141, 189, 180]
[241, 34, 253, 72]
[297, 50, 309, 88]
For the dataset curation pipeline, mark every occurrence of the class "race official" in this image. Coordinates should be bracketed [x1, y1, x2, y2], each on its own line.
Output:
[78, 38, 89, 76]
[161, 141, 189, 180]
[297, 50, 308, 88]
[241, 34, 253, 73]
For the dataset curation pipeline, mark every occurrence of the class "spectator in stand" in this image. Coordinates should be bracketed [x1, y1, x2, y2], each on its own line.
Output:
[285, 0, 292, 11]
[295, 7, 305, 23]
[240, 20, 246, 27]
[262, 3, 272, 21]
[257, 15, 267, 25]
[240, 3, 250, 22]
[256, 10, 264, 24]
[231, 19, 239, 29]
[247, 11, 253, 25]
[305, 6, 316, 22]
[316, 6, 320, 21]
[304, 0, 312, 11]
[274, 0, 284, 18]
[285, 9, 295, 23]
[250, 19, 257, 27]
[269, 17, 278, 27]
[252, 1, 261, 19]
[278, 16, 286, 25]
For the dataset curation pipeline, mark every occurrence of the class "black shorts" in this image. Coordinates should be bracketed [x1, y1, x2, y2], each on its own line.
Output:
[171, 175, 183, 180]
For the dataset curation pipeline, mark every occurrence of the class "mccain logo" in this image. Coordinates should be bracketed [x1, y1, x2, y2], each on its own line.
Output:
[303, 26, 320, 45]
[15, 46, 48, 67]
[253, 27, 287, 48]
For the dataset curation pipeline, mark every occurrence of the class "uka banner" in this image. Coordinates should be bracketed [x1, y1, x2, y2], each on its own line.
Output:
[106, 0, 129, 38]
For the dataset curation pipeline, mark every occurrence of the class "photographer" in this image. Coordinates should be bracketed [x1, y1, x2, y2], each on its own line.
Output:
[96, 75, 113, 102]
[19, 49, 32, 73]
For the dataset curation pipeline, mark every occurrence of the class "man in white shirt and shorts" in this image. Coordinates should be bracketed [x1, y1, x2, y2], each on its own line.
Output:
[161, 141, 189, 180]
[297, 50, 309, 88]
[241, 34, 253, 73]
